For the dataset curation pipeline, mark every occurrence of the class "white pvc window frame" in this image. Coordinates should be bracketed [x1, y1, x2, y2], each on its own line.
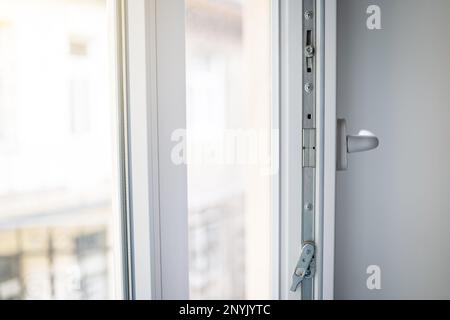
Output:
[322, 0, 337, 301]
[118, 0, 336, 301]
[121, 0, 189, 300]
[121, 0, 285, 300]
[279, 0, 304, 300]
[278, 0, 336, 300]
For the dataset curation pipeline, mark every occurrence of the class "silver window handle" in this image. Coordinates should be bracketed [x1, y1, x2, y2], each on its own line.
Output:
[337, 119, 379, 171]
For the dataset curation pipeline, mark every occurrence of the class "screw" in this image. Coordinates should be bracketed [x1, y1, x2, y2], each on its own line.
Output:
[305, 45, 315, 58]
[305, 203, 313, 211]
[305, 11, 314, 20]
[295, 269, 304, 277]
[304, 83, 314, 93]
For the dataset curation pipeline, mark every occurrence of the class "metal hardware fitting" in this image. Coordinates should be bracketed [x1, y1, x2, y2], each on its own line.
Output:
[304, 83, 314, 94]
[302, 129, 316, 168]
[290, 242, 316, 292]
[304, 10, 314, 20]
[291, 0, 317, 300]
[305, 45, 315, 58]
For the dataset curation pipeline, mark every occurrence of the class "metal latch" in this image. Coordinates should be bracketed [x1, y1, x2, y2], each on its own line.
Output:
[290, 242, 316, 292]
[302, 129, 316, 168]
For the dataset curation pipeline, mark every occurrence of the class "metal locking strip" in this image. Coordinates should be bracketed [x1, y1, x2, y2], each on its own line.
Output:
[290, 0, 317, 300]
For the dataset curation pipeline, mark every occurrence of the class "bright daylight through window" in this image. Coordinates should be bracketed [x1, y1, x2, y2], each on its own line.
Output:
[0, 0, 124, 300]
[186, 0, 274, 300]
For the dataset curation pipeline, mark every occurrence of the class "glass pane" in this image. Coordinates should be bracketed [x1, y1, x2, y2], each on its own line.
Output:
[0, 0, 124, 299]
[186, 0, 274, 299]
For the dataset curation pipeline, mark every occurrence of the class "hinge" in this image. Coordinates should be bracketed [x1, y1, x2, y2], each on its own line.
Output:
[302, 129, 316, 168]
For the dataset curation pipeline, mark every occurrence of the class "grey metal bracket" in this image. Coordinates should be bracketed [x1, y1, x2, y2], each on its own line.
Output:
[290, 242, 316, 292]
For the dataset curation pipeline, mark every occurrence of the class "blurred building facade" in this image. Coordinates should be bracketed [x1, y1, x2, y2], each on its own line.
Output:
[0, 0, 118, 300]
[186, 0, 273, 300]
